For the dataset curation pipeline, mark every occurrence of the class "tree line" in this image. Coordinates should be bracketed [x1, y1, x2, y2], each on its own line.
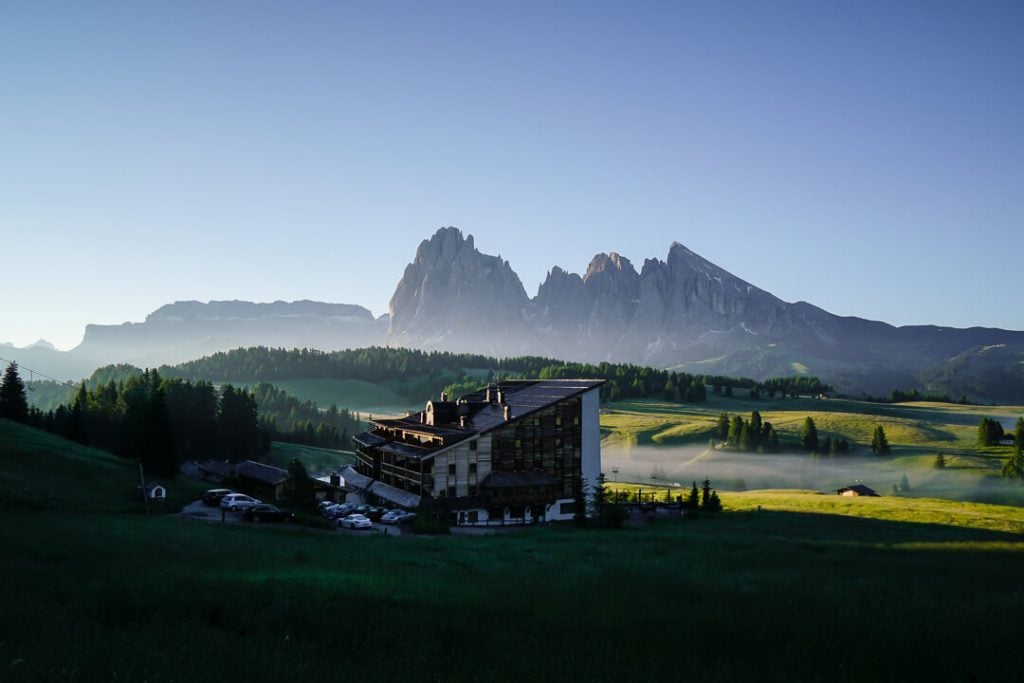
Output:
[154, 345, 841, 406]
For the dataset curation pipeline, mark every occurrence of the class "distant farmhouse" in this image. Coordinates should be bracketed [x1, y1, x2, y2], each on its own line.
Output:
[836, 484, 880, 497]
[352, 379, 603, 525]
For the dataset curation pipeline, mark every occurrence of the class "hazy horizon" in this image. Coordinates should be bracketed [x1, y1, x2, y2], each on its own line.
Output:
[3, 2, 1023, 349]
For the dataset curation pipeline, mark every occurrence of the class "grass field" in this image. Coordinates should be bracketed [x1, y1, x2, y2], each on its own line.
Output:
[600, 394, 1024, 504]
[4, 418, 1024, 679]
[601, 393, 1024, 450]
[230, 377, 416, 417]
[265, 441, 356, 475]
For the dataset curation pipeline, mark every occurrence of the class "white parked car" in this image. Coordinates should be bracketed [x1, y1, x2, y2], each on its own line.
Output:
[337, 513, 372, 530]
[220, 493, 262, 511]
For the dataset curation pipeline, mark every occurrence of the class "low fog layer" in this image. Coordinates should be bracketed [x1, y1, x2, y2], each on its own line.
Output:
[601, 445, 1018, 503]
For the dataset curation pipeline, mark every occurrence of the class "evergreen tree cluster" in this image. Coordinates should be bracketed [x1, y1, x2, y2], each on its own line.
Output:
[977, 417, 1005, 446]
[864, 388, 972, 405]
[22, 368, 269, 476]
[800, 416, 851, 455]
[685, 478, 722, 516]
[250, 382, 363, 449]
[758, 376, 833, 398]
[163, 344, 765, 405]
[718, 410, 779, 452]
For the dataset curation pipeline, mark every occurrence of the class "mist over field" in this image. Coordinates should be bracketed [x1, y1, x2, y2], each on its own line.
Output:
[601, 444, 1022, 503]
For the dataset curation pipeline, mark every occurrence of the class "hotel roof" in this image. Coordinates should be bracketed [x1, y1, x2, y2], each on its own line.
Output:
[354, 379, 604, 460]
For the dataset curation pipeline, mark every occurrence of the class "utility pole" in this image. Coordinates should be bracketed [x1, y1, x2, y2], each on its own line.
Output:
[138, 460, 150, 514]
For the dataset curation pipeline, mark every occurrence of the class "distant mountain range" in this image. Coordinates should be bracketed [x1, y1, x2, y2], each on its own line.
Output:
[5, 227, 1024, 401]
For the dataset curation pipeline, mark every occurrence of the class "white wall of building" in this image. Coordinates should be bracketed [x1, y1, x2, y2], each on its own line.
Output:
[581, 387, 601, 504]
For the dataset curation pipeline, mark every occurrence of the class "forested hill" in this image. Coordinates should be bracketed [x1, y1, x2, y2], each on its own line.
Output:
[158, 345, 830, 404]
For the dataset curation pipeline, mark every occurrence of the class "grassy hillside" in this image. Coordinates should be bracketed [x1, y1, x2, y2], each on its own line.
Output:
[600, 394, 1024, 505]
[0, 418, 205, 512]
[232, 377, 415, 417]
[601, 393, 1023, 449]
[265, 441, 356, 474]
[4, 418, 1024, 679]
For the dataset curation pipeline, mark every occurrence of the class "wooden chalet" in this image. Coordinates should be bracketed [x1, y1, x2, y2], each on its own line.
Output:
[353, 379, 604, 525]
[836, 484, 880, 497]
[236, 460, 291, 501]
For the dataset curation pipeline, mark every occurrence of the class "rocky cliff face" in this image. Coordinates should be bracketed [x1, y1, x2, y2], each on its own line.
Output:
[74, 299, 387, 369]
[386, 227, 1024, 397]
[386, 227, 537, 355]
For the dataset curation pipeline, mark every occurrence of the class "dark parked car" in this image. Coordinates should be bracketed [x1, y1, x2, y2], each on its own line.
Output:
[201, 488, 233, 507]
[365, 506, 388, 521]
[329, 503, 356, 519]
[242, 504, 295, 523]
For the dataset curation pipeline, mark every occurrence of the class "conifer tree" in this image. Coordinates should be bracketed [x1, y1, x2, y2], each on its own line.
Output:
[749, 411, 763, 450]
[801, 416, 819, 452]
[899, 473, 911, 492]
[67, 383, 89, 445]
[871, 425, 891, 454]
[686, 481, 701, 517]
[716, 412, 730, 440]
[934, 452, 946, 468]
[288, 458, 315, 508]
[0, 362, 30, 423]
[728, 415, 745, 447]
[1003, 444, 1024, 481]
[1015, 417, 1024, 448]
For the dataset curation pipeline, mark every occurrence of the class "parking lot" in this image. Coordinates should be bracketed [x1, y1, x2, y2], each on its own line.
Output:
[180, 495, 415, 536]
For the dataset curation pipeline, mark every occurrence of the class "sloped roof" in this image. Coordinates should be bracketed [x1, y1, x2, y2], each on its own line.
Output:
[236, 460, 290, 486]
[357, 379, 604, 462]
[836, 484, 880, 496]
[341, 465, 373, 491]
[367, 481, 421, 509]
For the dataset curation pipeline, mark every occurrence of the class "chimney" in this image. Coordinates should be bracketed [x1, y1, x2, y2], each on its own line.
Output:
[441, 392, 448, 402]
[459, 415, 468, 428]
[420, 412, 426, 424]
[503, 404, 511, 421]
[329, 473, 340, 487]
[485, 386, 493, 402]
[497, 390, 504, 404]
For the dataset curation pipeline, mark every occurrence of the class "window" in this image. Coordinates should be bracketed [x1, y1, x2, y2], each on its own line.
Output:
[514, 439, 522, 449]
[469, 440, 477, 450]
[469, 462, 477, 474]
[448, 463, 456, 475]
[555, 437, 563, 448]
[468, 484, 478, 495]
[556, 417, 563, 427]
[560, 502, 576, 515]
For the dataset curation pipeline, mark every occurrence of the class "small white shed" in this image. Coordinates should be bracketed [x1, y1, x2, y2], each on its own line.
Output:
[145, 483, 167, 501]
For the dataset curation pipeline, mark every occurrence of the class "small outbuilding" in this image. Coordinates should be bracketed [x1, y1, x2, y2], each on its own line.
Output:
[836, 484, 880, 497]
[236, 460, 291, 501]
[145, 483, 167, 501]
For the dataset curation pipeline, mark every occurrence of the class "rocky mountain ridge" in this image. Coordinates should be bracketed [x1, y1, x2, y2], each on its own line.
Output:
[386, 227, 1024, 398]
[6, 227, 1023, 401]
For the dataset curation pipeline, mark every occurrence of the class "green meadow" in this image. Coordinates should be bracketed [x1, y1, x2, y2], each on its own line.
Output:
[4, 418, 1024, 680]
[265, 440, 356, 474]
[230, 377, 416, 417]
[600, 393, 1024, 503]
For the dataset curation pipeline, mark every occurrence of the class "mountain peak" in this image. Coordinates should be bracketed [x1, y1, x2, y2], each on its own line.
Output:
[415, 226, 475, 265]
[584, 252, 637, 282]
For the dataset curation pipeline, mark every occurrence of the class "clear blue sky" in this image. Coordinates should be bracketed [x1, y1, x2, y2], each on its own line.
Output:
[2, 0, 1022, 350]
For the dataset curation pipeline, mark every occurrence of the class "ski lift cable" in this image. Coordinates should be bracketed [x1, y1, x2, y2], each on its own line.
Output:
[0, 355, 82, 390]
